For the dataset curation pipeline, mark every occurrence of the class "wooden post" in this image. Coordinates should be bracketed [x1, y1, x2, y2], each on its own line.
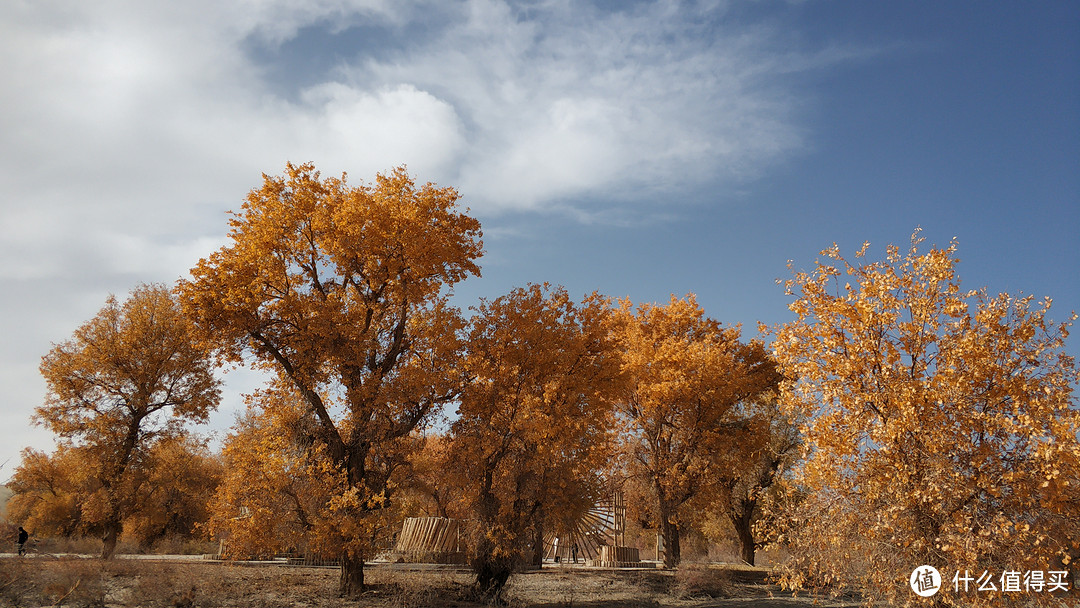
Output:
[613, 491, 625, 548]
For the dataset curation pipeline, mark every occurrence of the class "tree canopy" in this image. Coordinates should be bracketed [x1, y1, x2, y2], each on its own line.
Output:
[768, 231, 1080, 607]
[33, 283, 220, 558]
[178, 162, 482, 595]
[614, 294, 780, 567]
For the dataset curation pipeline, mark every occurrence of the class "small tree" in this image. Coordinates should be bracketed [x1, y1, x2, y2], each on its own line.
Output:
[207, 385, 385, 562]
[713, 404, 799, 566]
[9, 437, 221, 550]
[769, 230, 1080, 607]
[180, 163, 481, 595]
[614, 294, 779, 568]
[122, 436, 223, 550]
[449, 284, 620, 598]
[7, 446, 92, 538]
[33, 283, 220, 558]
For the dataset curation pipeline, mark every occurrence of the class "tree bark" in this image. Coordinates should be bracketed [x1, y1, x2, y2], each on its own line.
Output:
[732, 503, 756, 566]
[474, 551, 513, 601]
[660, 513, 681, 569]
[530, 521, 544, 567]
[339, 553, 365, 597]
[101, 520, 121, 559]
[98, 418, 140, 560]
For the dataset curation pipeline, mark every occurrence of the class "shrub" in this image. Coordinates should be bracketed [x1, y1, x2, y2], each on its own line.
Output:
[669, 564, 733, 600]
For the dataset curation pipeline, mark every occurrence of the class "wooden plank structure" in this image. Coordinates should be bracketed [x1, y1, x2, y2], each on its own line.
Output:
[543, 491, 641, 567]
[393, 517, 467, 564]
[597, 545, 641, 567]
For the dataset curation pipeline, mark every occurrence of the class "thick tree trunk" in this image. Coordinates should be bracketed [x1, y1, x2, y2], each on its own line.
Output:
[734, 513, 755, 566]
[661, 515, 681, 569]
[474, 555, 513, 600]
[100, 422, 139, 561]
[101, 521, 121, 559]
[471, 532, 515, 601]
[730, 497, 758, 566]
[471, 477, 514, 598]
[339, 553, 365, 597]
[530, 523, 544, 567]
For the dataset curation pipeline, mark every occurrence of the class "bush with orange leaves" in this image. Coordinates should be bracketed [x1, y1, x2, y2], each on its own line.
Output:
[766, 230, 1080, 607]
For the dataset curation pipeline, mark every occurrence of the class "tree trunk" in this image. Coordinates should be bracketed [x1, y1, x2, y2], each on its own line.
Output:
[730, 497, 757, 566]
[734, 512, 756, 566]
[472, 532, 515, 600]
[100, 427, 138, 561]
[474, 555, 513, 600]
[101, 520, 121, 559]
[660, 514, 681, 569]
[530, 523, 544, 567]
[339, 553, 365, 597]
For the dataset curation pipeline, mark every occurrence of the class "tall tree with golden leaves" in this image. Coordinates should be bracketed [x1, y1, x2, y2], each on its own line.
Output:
[614, 294, 779, 568]
[768, 230, 1080, 607]
[35, 283, 220, 558]
[450, 284, 620, 598]
[179, 163, 481, 595]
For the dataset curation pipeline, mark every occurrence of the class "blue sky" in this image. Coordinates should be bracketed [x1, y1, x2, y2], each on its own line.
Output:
[1, 1, 1077, 477]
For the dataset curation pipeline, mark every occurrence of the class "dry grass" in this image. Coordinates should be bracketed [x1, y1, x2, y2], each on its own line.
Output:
[0, 558, 866, 608]
[22, 536, 217, 558]
[668, 564, 735, 600]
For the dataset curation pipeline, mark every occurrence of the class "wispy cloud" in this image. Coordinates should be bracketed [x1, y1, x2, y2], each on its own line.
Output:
[340, 0, 814, 210]
[0, 0, 842, 469]
[2, 1, 826, 251]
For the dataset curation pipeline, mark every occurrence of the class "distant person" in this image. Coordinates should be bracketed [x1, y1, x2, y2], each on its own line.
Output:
[571, 542, 579, 564]
[17, 527, 28, 556]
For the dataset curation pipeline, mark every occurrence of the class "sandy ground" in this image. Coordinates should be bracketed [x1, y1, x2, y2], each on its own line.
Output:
[0, 556, 867, 607]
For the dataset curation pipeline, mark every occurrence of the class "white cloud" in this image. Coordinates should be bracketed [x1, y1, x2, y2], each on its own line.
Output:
[341, 0, 809, 210]
[285, 83, 467, 178]
[1, 0, 819, 248]
[0, 0, 838, 470]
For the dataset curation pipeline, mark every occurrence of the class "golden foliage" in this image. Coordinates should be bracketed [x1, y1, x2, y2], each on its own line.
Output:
[207, 385, 414, 565]
[614, 294, 780, 568]
[7, 437, 221, 549]
[767, 230, 1080, 607]
[32, 283, 220, 558]
[179, 163, 481, 594]
[448, 284, 621, 596]
[7, 447, 91, 538]
[38, 283, 220, 443]
[122, 436, 223, 549]
[398, 433, 468, 520]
